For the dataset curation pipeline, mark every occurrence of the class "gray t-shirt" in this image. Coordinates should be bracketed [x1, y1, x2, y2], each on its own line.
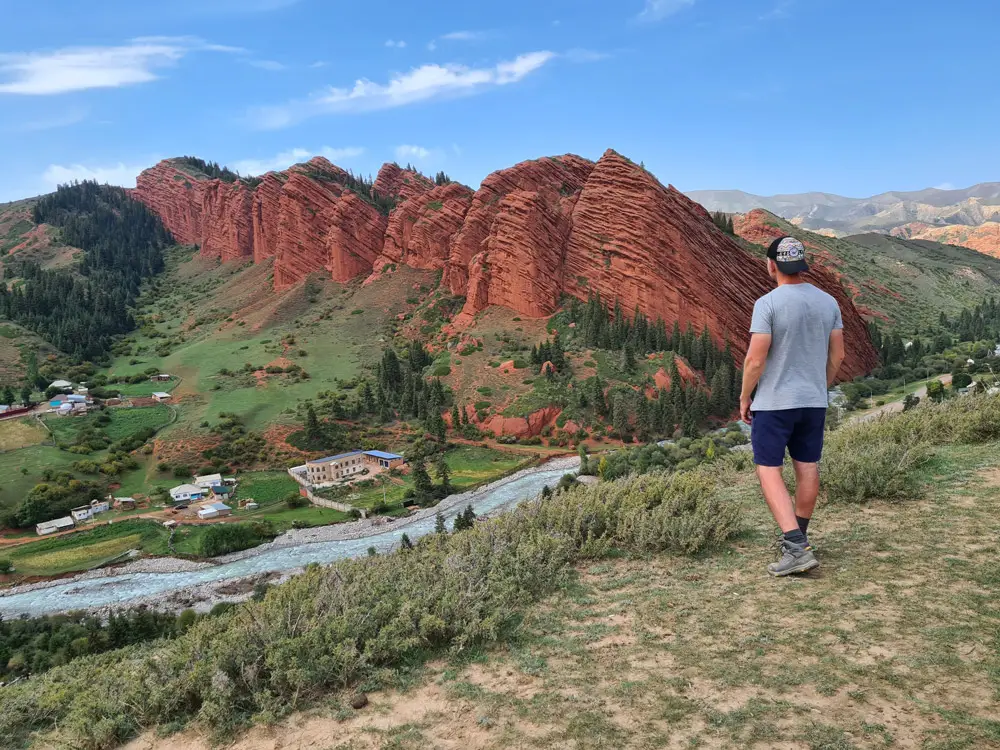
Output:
[749, 283, 843, 411]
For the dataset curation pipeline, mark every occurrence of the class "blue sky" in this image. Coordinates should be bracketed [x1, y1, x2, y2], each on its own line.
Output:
[0, 0, 997, 202]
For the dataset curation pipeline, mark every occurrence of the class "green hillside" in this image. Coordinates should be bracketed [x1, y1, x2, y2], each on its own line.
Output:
[737, 211, 1000, 329]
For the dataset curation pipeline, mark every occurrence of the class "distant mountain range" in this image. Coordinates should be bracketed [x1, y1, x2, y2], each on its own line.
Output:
[687, 183, 1000, 255]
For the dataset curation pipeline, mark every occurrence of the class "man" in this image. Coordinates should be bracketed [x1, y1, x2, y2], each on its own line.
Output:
[740, 236, 845, 576]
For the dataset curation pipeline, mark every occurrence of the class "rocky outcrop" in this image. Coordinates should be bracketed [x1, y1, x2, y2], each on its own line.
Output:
[134, 151, 879, 378]
[480, 405, 562, 438]
[373, 163, 434, 204]
[378, 182, 474, 274]
[891, 221, 1000, 258]
[443, 155, 594, 295]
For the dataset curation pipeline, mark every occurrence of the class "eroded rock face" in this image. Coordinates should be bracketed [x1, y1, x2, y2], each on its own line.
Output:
[444, 155, 594, 295]
[379, 182, 474, 274]
[134, 151, 878, 378]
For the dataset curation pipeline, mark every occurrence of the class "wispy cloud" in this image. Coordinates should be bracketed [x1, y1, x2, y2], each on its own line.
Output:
[230, 146, 365, 175]
[934, 182, 956, 191]
[41, 161, 148, 190]
[5, 108, 87, 132]
[440, 30, 486, 42]
[251, 51, 555, 129]
[565, 48, 613, 63]
[395, 144, 430, 161]
[247, 59, 286, 71]
[385, 40, 407, 49]
[0, 37, 238, 95]
[758, 0, 794, 21]
[635, 0, 696, 23]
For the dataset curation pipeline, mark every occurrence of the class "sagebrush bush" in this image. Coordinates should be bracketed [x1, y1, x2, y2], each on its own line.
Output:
[822, 394, 1000, 504]
[0, 469, 739, 749]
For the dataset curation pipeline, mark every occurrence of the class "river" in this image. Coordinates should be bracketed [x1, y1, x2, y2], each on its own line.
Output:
[0, 457, 580, 617]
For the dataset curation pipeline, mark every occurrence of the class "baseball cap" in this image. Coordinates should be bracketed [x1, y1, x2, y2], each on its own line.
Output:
[767, 236, 809, 274]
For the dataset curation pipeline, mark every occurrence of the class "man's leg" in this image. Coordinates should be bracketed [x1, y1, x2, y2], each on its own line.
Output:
[791, 460, 819, 536]
[752, 410, 819, 576]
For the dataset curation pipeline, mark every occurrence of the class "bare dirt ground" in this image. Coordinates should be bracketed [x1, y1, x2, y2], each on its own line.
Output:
[119, 443, 1000, 750]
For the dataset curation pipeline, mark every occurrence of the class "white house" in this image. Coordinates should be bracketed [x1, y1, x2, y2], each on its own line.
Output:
[152, 392, 172, 402]
[36, 516, 75, 536]
[193, 473, 223, 489]
[198, 502, 232, 520]
[169, 484, 206, 503]
[71, 506, 94, 522]
[48, 379, 72, 391]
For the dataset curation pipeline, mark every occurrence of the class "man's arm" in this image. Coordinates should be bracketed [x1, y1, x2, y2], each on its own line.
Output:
[740, 333, 772, 423]
[827, 328, 845, 386]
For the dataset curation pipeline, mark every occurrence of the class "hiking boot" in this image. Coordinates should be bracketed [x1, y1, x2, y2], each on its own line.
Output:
[767, 540, 819, 577]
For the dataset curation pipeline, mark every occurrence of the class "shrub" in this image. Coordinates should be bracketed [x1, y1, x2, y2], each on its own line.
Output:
[431, 365, 451, 377]
[198, 523, 272, 557]
[822, 420, 931, 503]
[0, 558, 13, 574]
[0, 468, 739, 748]
[285, 493, 309, 509]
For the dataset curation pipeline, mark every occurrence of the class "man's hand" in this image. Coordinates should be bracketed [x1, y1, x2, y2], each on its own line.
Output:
[740, 396, 753, 424]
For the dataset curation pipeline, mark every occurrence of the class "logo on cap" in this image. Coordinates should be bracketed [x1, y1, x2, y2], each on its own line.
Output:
[776, 238, 805, 262]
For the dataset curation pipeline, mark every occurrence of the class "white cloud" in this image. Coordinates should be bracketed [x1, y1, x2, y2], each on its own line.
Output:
[230, 146, 365, 176]
[565, 48, 613, 63]
[440, 30, 485, 42]
[636, 0, 696, 23]
[0, 37, 237, 95]
[41, 162, 147, 190]
[385, 40, 407, 49]
[248, 59, 286, 71]
[252, 51, 555, 129]
[427, 41, 437, 51]
[934, 182, 956, 191]
[395, 145, 430, 161]
[309, 60, 328, 68]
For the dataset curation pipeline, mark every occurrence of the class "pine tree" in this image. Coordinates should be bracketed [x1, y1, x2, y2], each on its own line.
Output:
[412, 459, 433, 498]
[1, 385, 14, 406]
[613, 393, 631, 442]
[451, 403, 461, 431]
[435, 455, 452, 495]
[400, 533, 414, 550]
[619, 343, 636, 373]
[20, 385, 32, 405]
[434, 511, 447, 533]
[578, 443, 589, 475]
[709, 365, 732, 417]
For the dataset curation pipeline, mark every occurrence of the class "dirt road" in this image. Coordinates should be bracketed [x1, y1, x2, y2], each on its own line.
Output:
[851, 374, 952, 423]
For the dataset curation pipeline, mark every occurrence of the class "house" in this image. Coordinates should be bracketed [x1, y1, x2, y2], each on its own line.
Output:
[152, 392, 172, 402]
[48, 379, 72, 391]
[169, 484, 206, 503]
[362, 450, 406, 470]
[193, 473, 223, 489]
[149, 374, 172, 382]
[67, 394, 87, 403]
[211, 484, 232, 500]
[69, 499, 111, 523]
[48, 398, 64, 409]
[113, 497, 137, 509]
[36, 516, 75, 536]
[306, 450, 365, 484]
[198, 502, 232, 520]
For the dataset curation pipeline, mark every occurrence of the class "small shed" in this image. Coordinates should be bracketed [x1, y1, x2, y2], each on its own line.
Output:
[71, 505, 94, 522]
[152, 392, 172, 402]
[150, 374, 172, 382]
[198, 502, 232, 520]
[211, 484, 232, 500]
[48, 379, 72, 391]
[36, 517, 75, 536]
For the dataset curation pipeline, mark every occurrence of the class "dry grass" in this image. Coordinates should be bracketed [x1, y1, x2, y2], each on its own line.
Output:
[0, 417, 47, 451]
[119, 442, 1000, 750]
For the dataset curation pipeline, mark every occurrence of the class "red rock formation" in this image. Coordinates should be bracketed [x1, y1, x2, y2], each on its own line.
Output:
[374, 163, 434, 204]
[134, 150, 879, 379]
[444, 155, 594, 295]
[481, 405, 562, 438]
[892, 220, 1000, 258]
[378, 182, 473, 274]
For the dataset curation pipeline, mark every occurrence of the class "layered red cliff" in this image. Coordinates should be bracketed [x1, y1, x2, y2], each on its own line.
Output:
[134, 151, 878, 378]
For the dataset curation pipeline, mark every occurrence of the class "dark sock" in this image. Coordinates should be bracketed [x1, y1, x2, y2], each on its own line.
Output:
[796, 515, 811, 536]
[783, 528, 808, 547]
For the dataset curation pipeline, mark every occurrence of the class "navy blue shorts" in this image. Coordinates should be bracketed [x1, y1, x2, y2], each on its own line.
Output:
[751, 408, 827, 467]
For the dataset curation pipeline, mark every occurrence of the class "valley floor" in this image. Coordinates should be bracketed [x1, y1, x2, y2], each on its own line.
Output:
[119, 443, 1000, 750]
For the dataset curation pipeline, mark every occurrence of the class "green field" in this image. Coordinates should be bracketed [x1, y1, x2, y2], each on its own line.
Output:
[232, 471, 298, 503]
[42, 405, 173, 446]
[112, 380, 179, 397]
[0, 445, 78, 513]
[5, 520, 169, 575]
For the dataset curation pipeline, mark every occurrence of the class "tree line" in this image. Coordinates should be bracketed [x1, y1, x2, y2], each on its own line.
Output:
[0, 182, 171, 361]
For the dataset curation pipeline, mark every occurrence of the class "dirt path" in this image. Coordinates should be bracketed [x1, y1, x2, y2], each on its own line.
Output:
[120, 444, 1000, 750]
[851, 374, 952, 423]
